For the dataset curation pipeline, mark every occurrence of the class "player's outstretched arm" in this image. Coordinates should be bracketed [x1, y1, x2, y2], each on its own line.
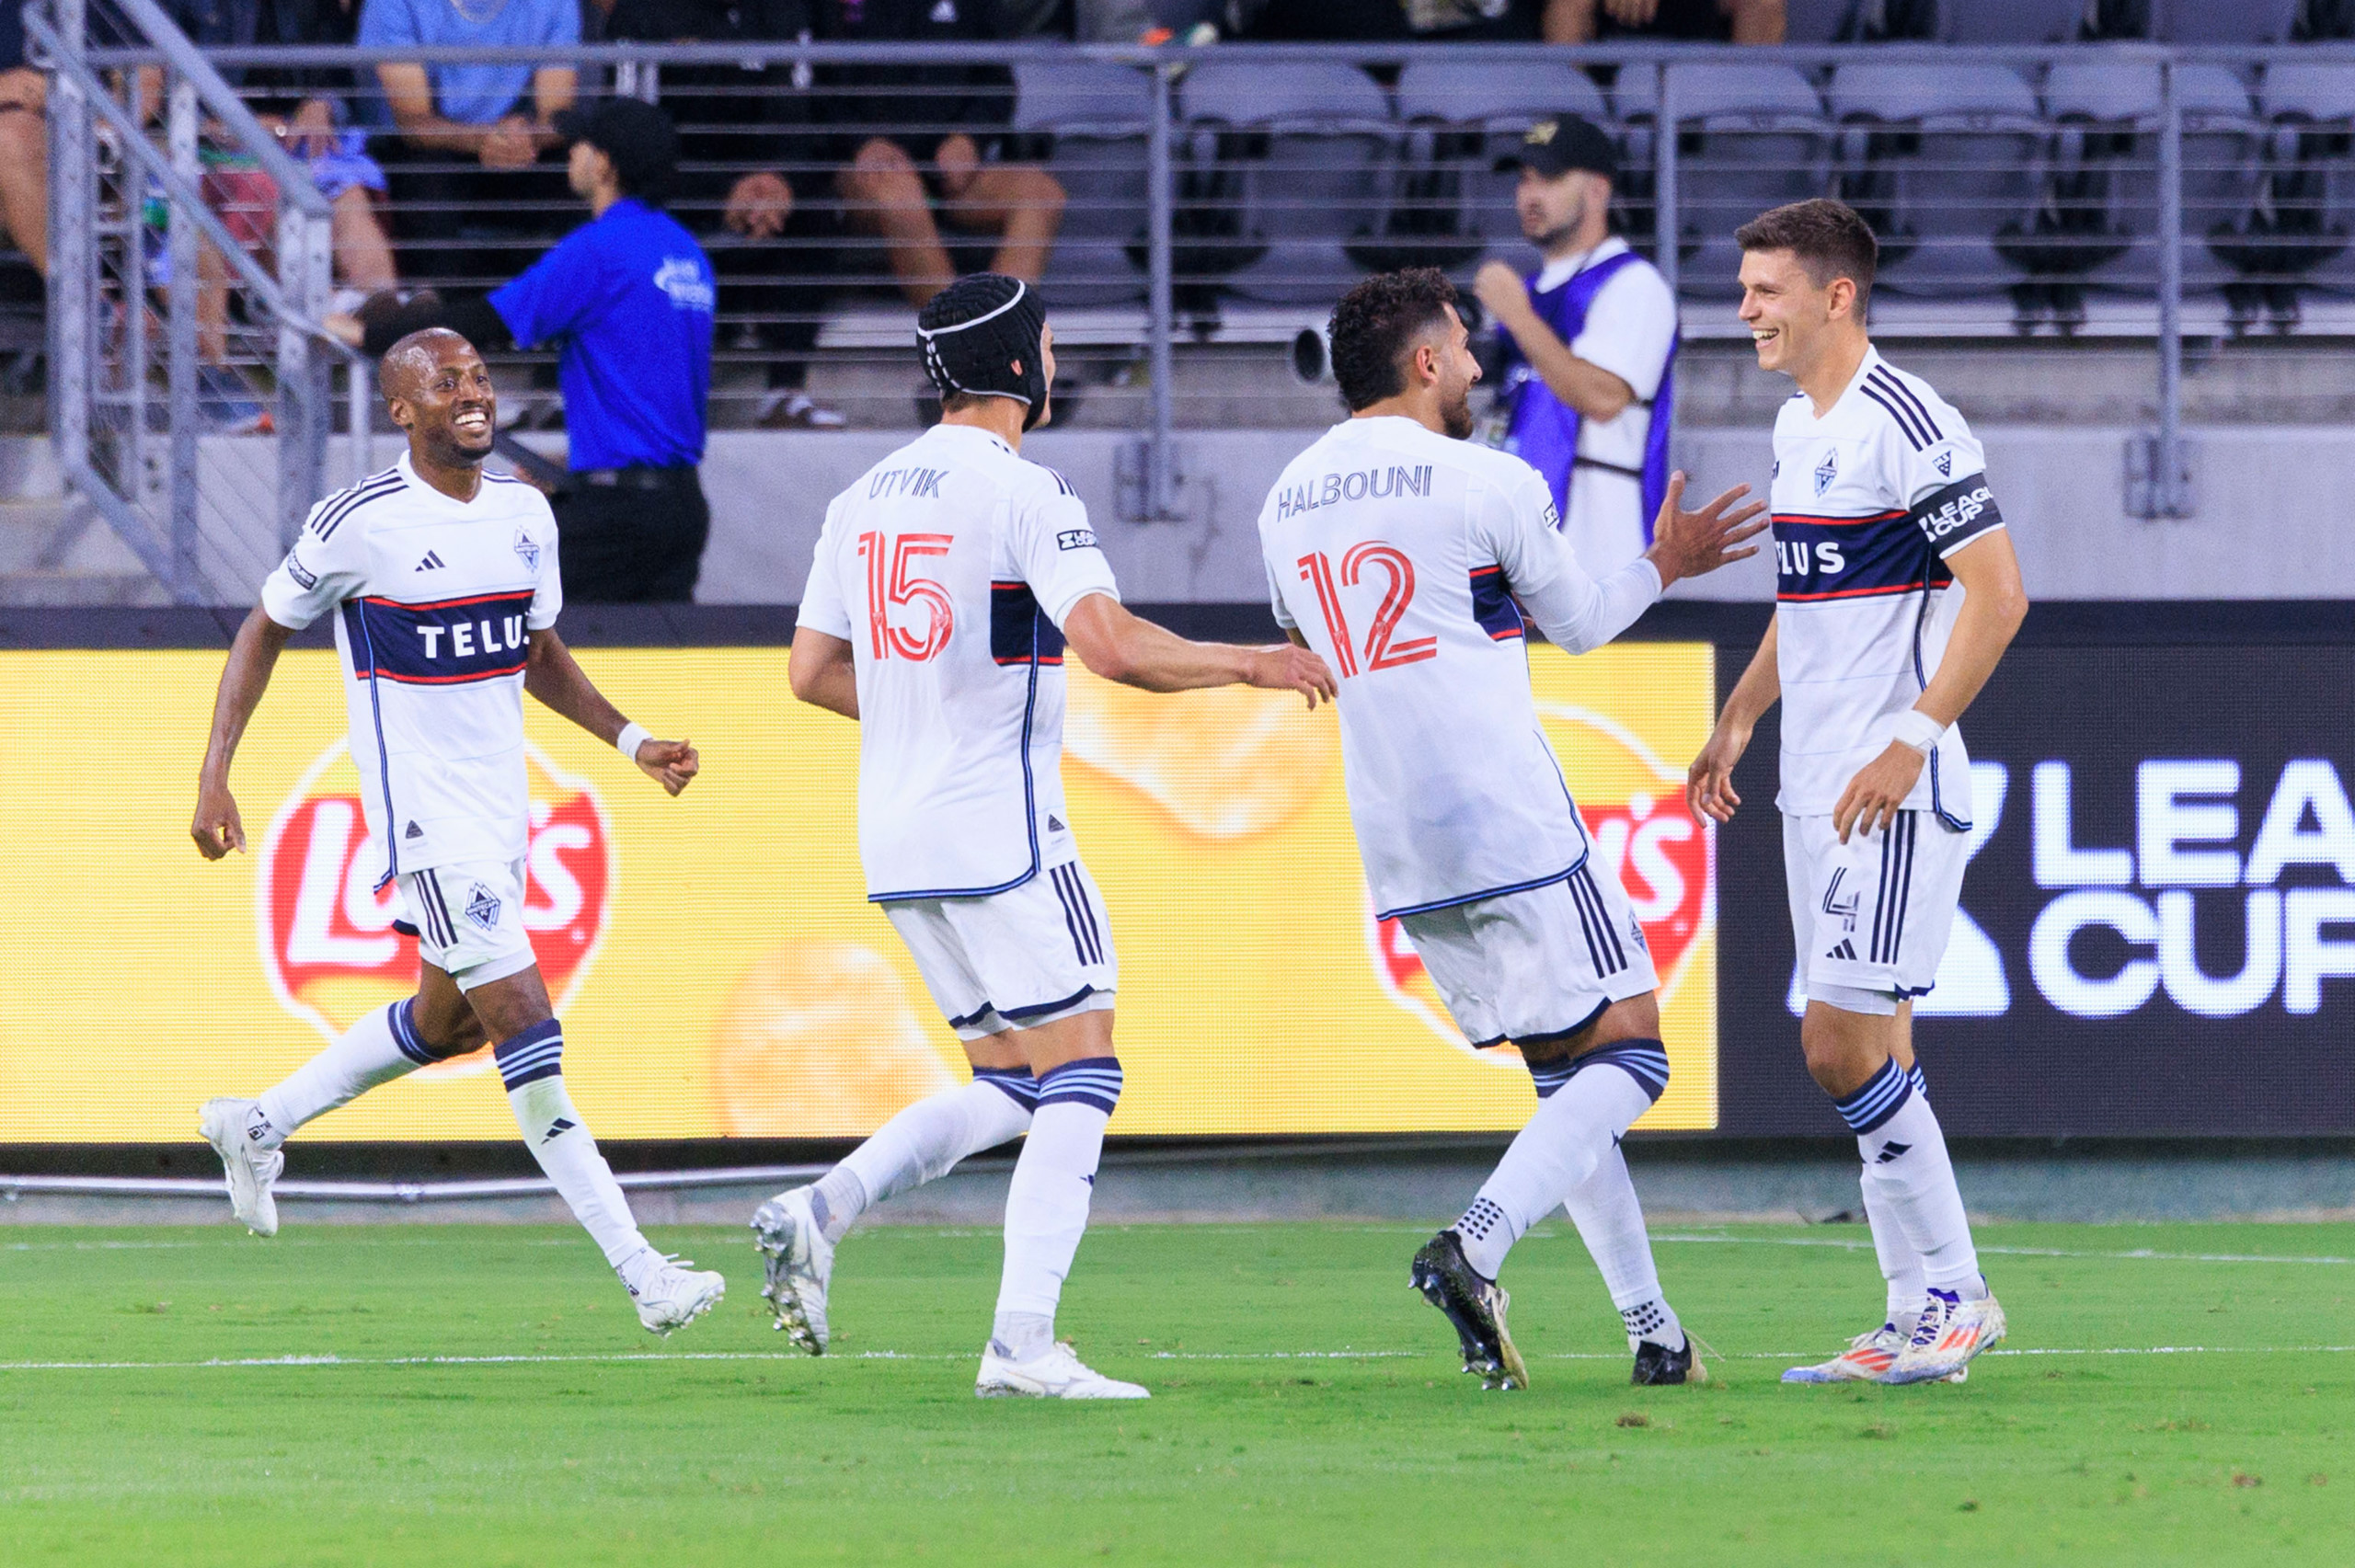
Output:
[1831, 529, 2028, 843]
[787, 629, 860, 721]
[523, 628, 700, 796]
[1063, 594, 1336, 707]
[1641, 472, 1770, 591]
[1687, 616, 1779, 826]
[191, 605, 298, 859]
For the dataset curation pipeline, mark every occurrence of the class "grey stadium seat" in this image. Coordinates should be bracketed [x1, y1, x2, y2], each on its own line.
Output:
[1376, 60, 1610, 277]
[1176, 62, 1396, 305]
[1614, 63, 1831, 298]
[1784, 0, 1861, 42]
[1827, 63, 2045, 298]
[2134, 0, 2303, 41]
[1942, 0, 2087, 42]
[2245, 63, 2355, 295]
[2016, 63, 2263, 296]
[1013, 62, 1154, 306]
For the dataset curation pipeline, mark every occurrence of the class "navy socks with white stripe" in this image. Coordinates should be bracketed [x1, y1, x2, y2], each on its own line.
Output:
[496, 1022, 656, 1281]
[249, 1000, 434, 1150]
[1455, 1041, 1670, 1281]
[1837, 1057, 1982, 1298]
[993, 1057, 1122, 1359]
[810, 1068, 1040, 1244]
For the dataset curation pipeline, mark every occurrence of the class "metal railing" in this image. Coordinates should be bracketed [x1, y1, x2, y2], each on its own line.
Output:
[43, 19, 2355, 594]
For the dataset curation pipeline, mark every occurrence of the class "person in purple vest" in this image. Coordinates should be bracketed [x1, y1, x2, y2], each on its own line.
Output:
[1472, 114, 1679, 573]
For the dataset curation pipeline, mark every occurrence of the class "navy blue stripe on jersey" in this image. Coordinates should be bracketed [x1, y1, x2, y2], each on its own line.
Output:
[990, 579, 1065, 667]
[1871, 813, 1917, 965]
[347, 599, 406, 885]
[869, 651, 1045, 903]
[1858, 381, 1931, 451]
[1469, 565, 1526, 642]
[1867, 368, 1943, 444]
[1568, 865, 1628, 976]
[1052, 864, 1107, 965]
[311, 471, 404, 540]
[1774, 512, 1945, 603]
[345, 590, 536, 685]
[1040, 465, 1077, 498]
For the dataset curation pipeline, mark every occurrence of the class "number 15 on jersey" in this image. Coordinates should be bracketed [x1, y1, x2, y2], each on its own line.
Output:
[858, 531, 955, 661]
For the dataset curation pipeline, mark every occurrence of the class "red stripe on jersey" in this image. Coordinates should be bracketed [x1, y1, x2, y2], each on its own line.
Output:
[362, 589, 539, 612]
[1770, 510, 1907, 528]
[1778, 580, 1950, 602]
[359, 660, 529, 684]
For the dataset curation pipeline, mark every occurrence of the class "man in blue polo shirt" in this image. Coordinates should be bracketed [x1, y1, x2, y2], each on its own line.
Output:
[341, 99, 718, 601]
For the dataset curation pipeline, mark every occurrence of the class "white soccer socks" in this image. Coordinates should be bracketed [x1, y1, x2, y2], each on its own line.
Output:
[1836, 1057, 1982, 1298]
[810, 1068, 1040, 1243]
[1455, 1041, 1671, 1282]
[1861, 1063, 1935, 1333]
[992, 1056, 1121, 1356]
[248, 1000, 438, 1150]
[1564, 1143, 1684, 1354]
[495, 1021, 654, 1277]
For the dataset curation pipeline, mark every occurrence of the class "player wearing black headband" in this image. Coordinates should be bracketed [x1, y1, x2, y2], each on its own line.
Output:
[752, 274, 1335, 1400]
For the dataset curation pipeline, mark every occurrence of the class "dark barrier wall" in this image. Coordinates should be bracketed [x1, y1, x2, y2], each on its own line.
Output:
[9, 602, 2347, 1143]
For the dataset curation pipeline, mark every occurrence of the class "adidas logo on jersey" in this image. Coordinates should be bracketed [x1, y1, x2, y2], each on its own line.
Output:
[415, 551, 446, 572]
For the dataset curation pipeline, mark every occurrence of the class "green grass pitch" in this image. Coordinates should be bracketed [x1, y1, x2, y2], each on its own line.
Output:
[1, 1219, 2349, 1565]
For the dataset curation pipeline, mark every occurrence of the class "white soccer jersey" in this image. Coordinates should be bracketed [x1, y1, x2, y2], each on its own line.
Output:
[1769, 349, 2006, 828]
[798, 423, 1120, 901]
[258, 453, 562, 877]
[1258, 415, 1663, 920]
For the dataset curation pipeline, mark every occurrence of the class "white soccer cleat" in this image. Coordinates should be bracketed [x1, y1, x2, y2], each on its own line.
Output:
[627, 1253, 726, 1336]
[1781, 1323, 1910, 1384]
[199, 1097, 283, 1238]
[976, 1341, 1150, 1401]
[1883, 1289, 2005, 1385]
[751, 1185, 834, 1355]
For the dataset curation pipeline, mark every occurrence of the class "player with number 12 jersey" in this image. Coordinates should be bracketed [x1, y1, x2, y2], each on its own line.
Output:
[1259, 269, 1763, 1391]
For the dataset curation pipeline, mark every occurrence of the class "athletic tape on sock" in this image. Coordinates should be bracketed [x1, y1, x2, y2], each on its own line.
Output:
[1832, 1057, 1913, 1134]
[1034, 1056, 1122, 1114]
[494, 1021, 565, 1091]
[973, 1064, 1042, 1113]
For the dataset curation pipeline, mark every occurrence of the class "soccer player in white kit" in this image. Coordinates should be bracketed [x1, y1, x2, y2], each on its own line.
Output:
[190, 329, 727, 1335]
[750, 275, 1333, 1400]
[1689, 200, 2030, 1386]
[1260, 269, 1766, 1391]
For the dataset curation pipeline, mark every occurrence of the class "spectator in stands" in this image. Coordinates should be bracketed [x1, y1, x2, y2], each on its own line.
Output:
[595, 0, 844, 429]
[1473, 114, 1677, 573]
[334, 100, 719, 602]
[1235, 0, 1543, 40]
[808, 0, 1065, 307]
[1545, 0, 1786, 42]
[360, 0, 580, 287]
[0, 5, 46, 279]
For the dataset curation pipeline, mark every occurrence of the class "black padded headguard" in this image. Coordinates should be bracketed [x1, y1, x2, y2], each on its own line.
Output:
[916, 274, 1049, 430]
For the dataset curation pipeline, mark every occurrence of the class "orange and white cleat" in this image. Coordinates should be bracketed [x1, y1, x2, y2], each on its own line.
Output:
[1781, 1323, 1909, 1384]
[1882, 1288, 2005, 1385]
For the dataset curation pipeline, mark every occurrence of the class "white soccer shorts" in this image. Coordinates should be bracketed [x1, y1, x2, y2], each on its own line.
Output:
[397, 858, 537, 992]
[1784, 809, 1970, 1016]
[883, 855, 1120, 1040]
[1399, 860, 1660, 1050]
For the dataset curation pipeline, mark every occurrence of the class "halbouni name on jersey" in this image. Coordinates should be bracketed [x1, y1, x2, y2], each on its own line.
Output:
[1274, 464, 1434, 521]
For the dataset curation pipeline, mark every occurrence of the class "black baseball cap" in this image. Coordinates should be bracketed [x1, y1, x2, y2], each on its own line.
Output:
[554, 97, 680, 201]
[1497, 113, 1618, 183]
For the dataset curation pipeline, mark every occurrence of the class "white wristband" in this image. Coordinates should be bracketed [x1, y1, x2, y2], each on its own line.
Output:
[1891, 708, 1945, 757]
[615, 721, 653, 762]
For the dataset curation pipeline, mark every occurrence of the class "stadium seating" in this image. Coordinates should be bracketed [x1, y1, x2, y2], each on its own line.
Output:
[2146, 0, 2304, 44]
[1614, 63, 1833, 297]
[1943, 0, 2091, 43]
[2252, 61, 2355, 294]
[1380, 60, 1610, 275]
[1012, 61, 1154, 306]
[1175, 62, 1396, 304]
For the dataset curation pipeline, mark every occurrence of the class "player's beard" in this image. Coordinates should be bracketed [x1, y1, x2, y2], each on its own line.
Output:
[1440, 381, 1475, 441]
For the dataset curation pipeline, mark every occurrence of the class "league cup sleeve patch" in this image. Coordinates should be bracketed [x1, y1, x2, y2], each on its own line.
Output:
[1909, 474, 2004, 555]
[1056, 528, 1098, 552]
[282, 548, 319, 591]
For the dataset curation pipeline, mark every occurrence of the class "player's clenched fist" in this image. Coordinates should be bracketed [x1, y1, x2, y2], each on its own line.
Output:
[1685, 723, 1748, 825]
[190, 779, 247, 859]
[631, 736, 701, 797]
[1242, 644, 1338, 709]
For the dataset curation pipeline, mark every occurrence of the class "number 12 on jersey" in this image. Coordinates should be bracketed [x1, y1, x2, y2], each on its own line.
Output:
[1297, 543, 1437, 678]
[858, 531, 955, 661]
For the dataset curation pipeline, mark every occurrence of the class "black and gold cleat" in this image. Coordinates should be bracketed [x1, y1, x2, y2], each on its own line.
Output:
[1409, 1230, 1530, 1391]
[1631, 1335, 1707, 1386]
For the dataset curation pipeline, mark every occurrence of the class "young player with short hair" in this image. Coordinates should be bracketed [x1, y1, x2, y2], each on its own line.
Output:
[190, 328, 726, 1335]
[753, 274, 1334, 1400]
[1688, 199, 2030, 1386]
[1260, 268, 1765, 1390]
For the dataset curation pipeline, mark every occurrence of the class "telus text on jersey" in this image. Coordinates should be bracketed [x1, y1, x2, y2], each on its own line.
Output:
[1274, 465, 1434, 521]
